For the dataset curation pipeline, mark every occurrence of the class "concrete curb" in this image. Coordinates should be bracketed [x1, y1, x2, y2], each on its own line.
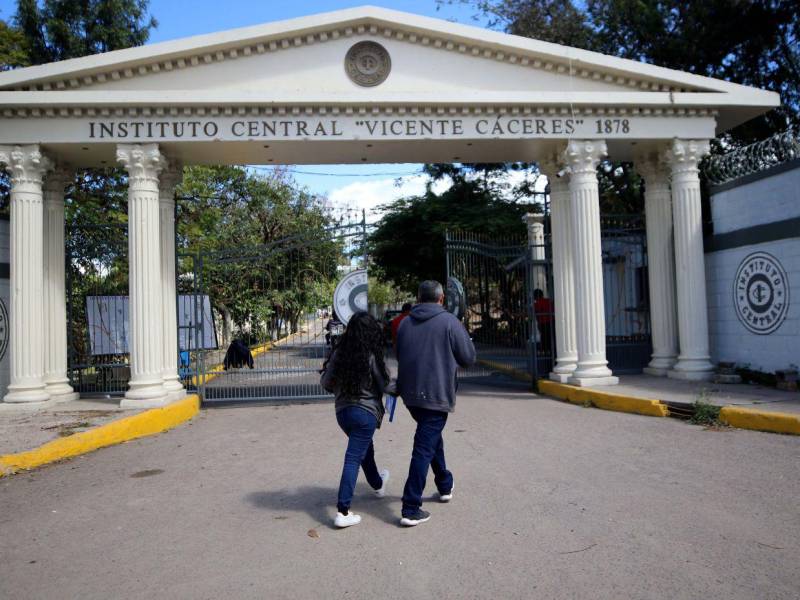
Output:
[537, 380, 670, 418]
[0, 394, 200, 477]
[719, 405, 800, 435]
[478, 360, 799, 434]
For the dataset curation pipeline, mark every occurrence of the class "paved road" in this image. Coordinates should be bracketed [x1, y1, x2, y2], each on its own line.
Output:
[2, 385, 799, 599]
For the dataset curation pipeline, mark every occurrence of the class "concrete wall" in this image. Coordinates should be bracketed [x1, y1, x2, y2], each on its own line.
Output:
[0, 217, 9, 398]
[705, 162, 800, 373]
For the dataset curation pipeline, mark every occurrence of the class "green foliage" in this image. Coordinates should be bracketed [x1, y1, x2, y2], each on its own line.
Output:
[0, 18, 29, 69]
[176, 166, 341, 342]
[444, 0, 799, 141]
[690, 390, 722, 426]
[369, 177, 537, 292]
[14, 0, 156, 64]
[368, 276, 409, 306]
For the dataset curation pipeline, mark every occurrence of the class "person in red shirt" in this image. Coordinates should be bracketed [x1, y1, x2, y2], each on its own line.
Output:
[390, 303, 413, 348]
[533, 289, 554, 354]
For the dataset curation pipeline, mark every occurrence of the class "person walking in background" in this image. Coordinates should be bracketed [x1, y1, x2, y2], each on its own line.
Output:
[395, 280, 476, 527]
[390, 302, 413, 348]
[320, 312, 391, 528]
[533, 289, 554, 354]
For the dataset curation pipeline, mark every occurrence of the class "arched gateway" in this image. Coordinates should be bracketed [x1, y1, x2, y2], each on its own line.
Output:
[0, 6, 779, 407]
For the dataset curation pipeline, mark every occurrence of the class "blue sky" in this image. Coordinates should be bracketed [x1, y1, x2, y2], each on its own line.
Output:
[0, 1, 519, 212]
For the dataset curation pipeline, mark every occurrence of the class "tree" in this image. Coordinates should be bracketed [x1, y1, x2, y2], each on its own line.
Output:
[369, 175, 540, 293]
[446, 0, 799, 142]
[176, 166, 341, 343]
[14, 0, 156, 64]
[0, 17, 29, 69]
[1, 1, 157, 215]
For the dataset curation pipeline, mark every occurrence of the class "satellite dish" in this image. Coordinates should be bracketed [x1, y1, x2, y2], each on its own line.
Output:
[445, 277, 466, 321]
[333, 269, 368, 325]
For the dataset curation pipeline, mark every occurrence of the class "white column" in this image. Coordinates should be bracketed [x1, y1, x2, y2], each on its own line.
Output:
[635, 148, 680, 376]
[522, 213, 547, 293]
[0, 145, 53, 404]
[564, 140, 618, 386]
[539, 154, 577, 382]
[43, 169, 79, 401]
[117, 144, 169, 407]
[159, 164, 185, 399]
[666, 139, 714, 381]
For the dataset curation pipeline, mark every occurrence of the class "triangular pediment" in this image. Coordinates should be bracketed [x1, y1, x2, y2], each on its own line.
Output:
[0, 6, 779, 130]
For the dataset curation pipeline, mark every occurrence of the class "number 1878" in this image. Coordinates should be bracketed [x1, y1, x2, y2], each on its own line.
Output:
[595, 119, 630, 134]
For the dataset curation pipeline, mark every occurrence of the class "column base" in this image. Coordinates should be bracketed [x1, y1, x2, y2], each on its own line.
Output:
[667, 370, 714, 382]
[167, 388, 187, 401]
[643, 367, 669, 377]
[123, 378, 169, 408]
[549, 372, 572, 383]
[567, 375, 619, 387]
[0, 398, 58, 411]
[3, 385, 50, 404]
[120, 395, 171, 409]
[45, 381, 79, 403]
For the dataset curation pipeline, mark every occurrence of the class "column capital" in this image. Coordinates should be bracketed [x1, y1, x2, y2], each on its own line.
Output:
[563, 140, 607, 175]
[0, 145, 53, 187]
[522, 212, 545, 228]
[43, 168, 71, 198]
[538, 148, 570, 195]
[665, 139, 710, 174]
[159, 162, 183, 202]
[116, 143, 165, 186]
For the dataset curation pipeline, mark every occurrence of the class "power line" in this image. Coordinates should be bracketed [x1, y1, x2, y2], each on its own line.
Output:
[249, 166, 423, 178]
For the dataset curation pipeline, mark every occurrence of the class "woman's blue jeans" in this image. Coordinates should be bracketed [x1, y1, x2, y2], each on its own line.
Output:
[336, 406, 383, 513]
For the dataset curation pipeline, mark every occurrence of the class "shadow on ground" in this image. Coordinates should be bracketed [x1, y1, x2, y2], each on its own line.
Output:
[244, 484, 400, 528]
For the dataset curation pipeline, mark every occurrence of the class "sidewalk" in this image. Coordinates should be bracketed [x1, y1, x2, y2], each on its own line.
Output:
[477, 358, 800, 434]
[0, 394, 199, 476]
[0, 397, 142, 456]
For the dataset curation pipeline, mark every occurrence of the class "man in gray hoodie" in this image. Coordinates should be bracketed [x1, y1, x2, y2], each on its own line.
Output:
[396, 280, 476, 526]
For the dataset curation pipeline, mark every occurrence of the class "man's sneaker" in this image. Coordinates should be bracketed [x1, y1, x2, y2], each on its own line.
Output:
[400, 509, 431, 527]
[334, 512, 362, 528]
[440, 483, 454, 503]
[374, 469, 390, 498]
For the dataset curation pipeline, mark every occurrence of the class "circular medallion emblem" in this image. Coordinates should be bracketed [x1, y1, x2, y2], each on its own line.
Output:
[333, 269, 368, 325]
[0, 298, 8, 363]
[733, 252, 789, 335]
[345, 41, 391, 87]
[446, 277, 466, 321]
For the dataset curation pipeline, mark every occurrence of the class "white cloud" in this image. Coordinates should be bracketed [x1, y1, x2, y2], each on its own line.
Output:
[324, 167, 547, 223]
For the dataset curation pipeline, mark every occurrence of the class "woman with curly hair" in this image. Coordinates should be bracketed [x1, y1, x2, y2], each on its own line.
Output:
[320, 311, 391, 528]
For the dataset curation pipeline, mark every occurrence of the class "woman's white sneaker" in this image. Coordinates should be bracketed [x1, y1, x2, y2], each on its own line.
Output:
[375, 469, 390, 498]
[440, 483, 454, 502]
[334, 512, 362, 528]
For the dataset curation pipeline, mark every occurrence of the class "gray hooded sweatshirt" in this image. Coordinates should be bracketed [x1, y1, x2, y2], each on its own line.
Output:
[396, 303, 476, 413]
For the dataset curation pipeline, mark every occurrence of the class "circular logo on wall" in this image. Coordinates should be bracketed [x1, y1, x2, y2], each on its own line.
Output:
[733, 252, 789, 335]
[0, 298, 8, 362]
[345, 41, 391, 87]
[333, 269, 368, 325]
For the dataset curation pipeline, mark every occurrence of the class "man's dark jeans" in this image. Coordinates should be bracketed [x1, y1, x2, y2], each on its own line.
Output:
[336, 406, 383, 514]
[401, 406, 453, 517]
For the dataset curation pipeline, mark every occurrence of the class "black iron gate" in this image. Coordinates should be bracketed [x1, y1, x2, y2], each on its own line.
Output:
[180, 218, 367, 405]
[445, 229, 553, 388]
[445, 213, 651, 387]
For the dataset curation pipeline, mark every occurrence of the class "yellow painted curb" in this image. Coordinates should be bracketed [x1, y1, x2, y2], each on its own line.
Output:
[0, 394, 200, 477]
[538, 380, 670, 418]
[719, 406, 800, 435]
[477, 359, 533, 383]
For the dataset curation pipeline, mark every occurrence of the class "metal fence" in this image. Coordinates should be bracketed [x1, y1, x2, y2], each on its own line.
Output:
[601, 215, 652, 374]
[181, 218, 367, 405]
[66, 223, 131, 397]
[445, 229, 553, 388]
[704, 128, 800, 186]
